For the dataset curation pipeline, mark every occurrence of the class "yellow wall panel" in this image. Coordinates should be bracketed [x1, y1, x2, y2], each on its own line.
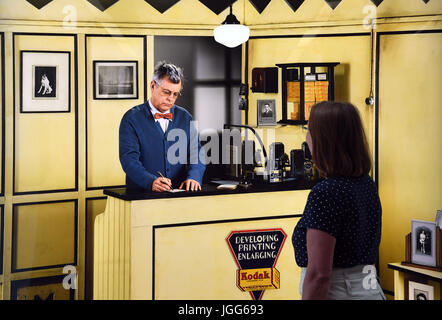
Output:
[12, 200, 76, 271]
[0, 32, 3, 195]
[85, 197, 106, 300]
[86, 36, 145, 188]
[378, 32, 442, 294]
[248, 35, 372, 154]
[155, 217, 301, 300]
[14, 34, 76, 193]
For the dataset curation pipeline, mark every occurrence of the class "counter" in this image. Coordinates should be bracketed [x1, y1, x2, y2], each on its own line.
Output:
[94, 179, 318, 300]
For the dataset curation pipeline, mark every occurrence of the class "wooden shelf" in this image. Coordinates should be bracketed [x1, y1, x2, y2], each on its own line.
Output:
[277, 119, 307, 125]
[388, 262, 442, 282]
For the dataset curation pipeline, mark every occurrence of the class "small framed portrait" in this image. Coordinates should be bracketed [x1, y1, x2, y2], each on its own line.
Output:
[411, 219, 437, 267]
[408, 281, 434, 300]
[20, 51, 71, 113]
[257, 99, 276, 126]
[10, 275, 75, 300]
[93, 60, 138, 100]
[436, 210, 442, 229]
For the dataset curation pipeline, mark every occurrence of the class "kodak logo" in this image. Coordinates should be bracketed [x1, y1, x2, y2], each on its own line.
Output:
[240, 270, 270, 281]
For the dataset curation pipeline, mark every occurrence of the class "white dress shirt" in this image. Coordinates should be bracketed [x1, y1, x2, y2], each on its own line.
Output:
[149, 100, 172, 133]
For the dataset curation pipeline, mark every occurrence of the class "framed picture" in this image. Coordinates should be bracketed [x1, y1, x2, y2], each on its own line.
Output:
[20, 51, 71, 113]
[411, 219, 437, 267]
[436, 210, 442, 229]
[257, 99, 276, 126]
[10, 275, 75, 300]
[408, 281, 434, 300]
[93, 60, 138, 100]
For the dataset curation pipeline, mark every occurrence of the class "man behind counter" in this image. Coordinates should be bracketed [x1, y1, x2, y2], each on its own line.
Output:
[119, 61, 205, 192]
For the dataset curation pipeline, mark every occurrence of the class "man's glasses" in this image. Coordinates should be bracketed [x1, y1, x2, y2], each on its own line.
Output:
[154, 80, 181, 98]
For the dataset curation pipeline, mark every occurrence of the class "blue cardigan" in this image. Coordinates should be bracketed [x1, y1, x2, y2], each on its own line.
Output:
[119, 102, 206, 190]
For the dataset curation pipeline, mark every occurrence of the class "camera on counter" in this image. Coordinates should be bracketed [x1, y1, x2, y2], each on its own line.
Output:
[265, 141, 317, 183]
[221, 124, 318, 186]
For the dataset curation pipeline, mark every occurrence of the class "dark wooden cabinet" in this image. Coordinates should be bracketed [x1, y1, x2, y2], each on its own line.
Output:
[276, 62, 339, 125]
[251, 67, 278, 93]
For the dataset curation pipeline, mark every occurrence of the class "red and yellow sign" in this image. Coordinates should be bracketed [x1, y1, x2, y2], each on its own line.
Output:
[226, 228, 287, 300]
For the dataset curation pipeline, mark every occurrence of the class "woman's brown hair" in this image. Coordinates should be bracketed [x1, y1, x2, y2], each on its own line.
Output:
[308, 101, 372, 178]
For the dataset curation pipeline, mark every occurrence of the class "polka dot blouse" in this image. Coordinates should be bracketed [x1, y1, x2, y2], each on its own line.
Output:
[292, 175, 382, 268]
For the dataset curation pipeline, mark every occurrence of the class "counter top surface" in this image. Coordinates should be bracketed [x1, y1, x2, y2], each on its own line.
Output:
[104, 178, 319, 201]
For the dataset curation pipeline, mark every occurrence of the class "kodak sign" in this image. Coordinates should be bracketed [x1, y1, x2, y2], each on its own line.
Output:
[226, 229, 287, 300]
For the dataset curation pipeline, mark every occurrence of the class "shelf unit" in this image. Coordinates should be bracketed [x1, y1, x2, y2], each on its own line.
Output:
[276, 62, 340, 125]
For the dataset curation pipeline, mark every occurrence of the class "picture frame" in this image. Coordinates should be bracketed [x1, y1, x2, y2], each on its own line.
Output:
[10, 275, 75, 300]
[436, 210, 442, 229]
[93, 60, 138, 100]
[257, 99, 276, 126]
[411, 219, 437, 267]
[408, 280, 434, 300]
[20, 50, 71, 113]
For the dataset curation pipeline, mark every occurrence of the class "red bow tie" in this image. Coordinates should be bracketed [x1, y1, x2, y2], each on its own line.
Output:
[154, 112, 173, 120]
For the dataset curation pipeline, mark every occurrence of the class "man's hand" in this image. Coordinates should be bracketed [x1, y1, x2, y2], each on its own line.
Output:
[152, 177, 172, 192]
[179, 179, 202, 192]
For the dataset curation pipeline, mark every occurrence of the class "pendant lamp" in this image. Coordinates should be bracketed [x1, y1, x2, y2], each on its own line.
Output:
[213, 5, 250, 48]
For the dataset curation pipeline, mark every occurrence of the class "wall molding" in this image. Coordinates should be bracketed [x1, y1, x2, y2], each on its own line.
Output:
[0, 32, 4, 197]
[0, 14, 441, 32]
[11, 199, 78, 273]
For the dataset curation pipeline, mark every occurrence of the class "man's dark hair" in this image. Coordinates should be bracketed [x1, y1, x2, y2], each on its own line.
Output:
[308, 101, 372, 178]
[153, 61, 184, 86]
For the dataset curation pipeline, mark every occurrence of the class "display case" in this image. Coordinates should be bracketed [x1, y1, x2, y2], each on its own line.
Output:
[276, 62, 340, 125]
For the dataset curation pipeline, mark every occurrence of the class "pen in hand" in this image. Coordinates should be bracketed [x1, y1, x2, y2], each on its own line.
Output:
[157, 171, 172, 191]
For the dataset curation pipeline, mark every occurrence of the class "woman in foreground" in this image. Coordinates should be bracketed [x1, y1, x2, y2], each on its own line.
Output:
[292, 101, 386, 300]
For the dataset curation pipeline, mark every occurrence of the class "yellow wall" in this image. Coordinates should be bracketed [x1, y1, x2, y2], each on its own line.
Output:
[248, 35, 372, 153]
[0, 0, 441, 300]
[14, 34, 77, 193]
[86, 35, 145, 189]
[378, 31, 442, 294]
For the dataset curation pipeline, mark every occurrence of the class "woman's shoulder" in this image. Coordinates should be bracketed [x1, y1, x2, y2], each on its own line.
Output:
[309, 175, 373, 199]
[311, 177, 345, 194]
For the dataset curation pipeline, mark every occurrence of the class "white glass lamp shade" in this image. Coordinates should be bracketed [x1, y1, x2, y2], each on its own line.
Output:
[214, 24, 250, 48]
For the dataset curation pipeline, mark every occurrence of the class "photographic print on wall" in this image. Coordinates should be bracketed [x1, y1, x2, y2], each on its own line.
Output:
[408, 281, 434, 300]
[436, 210, 442, 229]
[93, 61, 138, 100]
[411, 219, 437, 267]
[20, 51, 71, 113]
[257, 99, 276, 126]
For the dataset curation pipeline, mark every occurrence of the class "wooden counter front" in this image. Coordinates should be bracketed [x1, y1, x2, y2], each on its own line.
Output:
[93, 181, 315, 300]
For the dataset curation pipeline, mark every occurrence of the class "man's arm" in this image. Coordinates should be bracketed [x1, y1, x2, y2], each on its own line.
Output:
[119, 115, 157, 190]
[302, 228, 336, 300]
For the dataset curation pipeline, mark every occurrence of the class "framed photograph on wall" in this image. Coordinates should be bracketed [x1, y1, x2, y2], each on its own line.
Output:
[20, 51, 71, 113]
[257, 99, 276, 126]
[408, 281, 434, 300]
[436, 210, 442, 229]
[411, 219, 437, 267]
[93, 61, 138, 100]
